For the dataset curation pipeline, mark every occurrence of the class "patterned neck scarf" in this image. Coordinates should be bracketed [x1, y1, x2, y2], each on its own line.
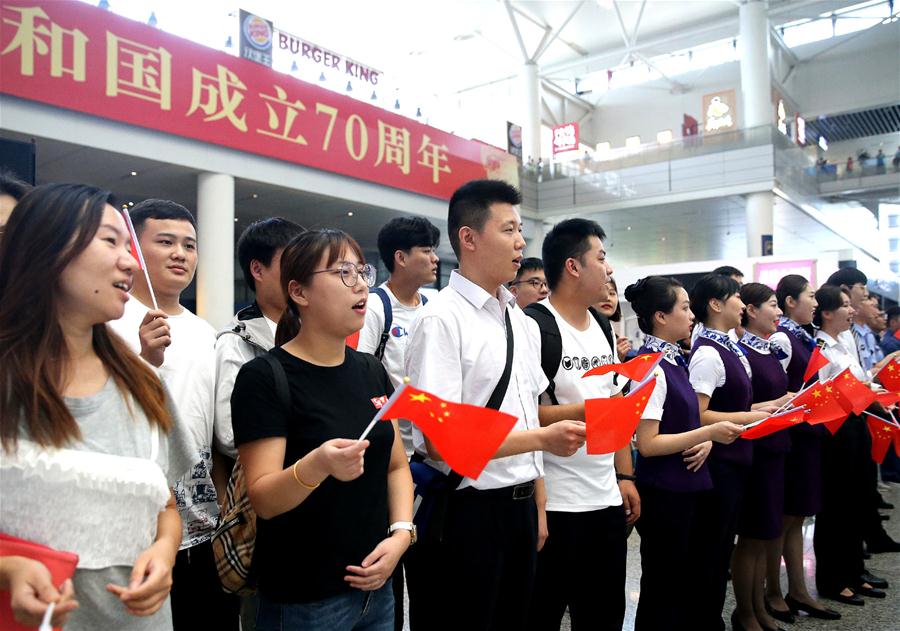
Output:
[778, 316, 816, 351]
[644, 334, 688, 369]
[699, 327, 745, 357]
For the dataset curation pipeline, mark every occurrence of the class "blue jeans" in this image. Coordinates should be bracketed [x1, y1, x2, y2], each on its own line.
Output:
[257, 581, 394, 631]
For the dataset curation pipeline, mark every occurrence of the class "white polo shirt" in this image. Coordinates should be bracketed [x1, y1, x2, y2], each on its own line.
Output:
[538, 299, 623, 512]
[689, 329, 752, 397]
[405, 270, 547, 490]
[817, 330, 870, 383]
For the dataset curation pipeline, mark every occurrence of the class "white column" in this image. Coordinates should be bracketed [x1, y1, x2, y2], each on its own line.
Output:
[524, 219, 546, 259]
[196, 172, 234, 329]
[740, 1, 774, 255]
[746, 191, 774, 256]
[522, 62, 542, 163]
[739, 0, 772, 128]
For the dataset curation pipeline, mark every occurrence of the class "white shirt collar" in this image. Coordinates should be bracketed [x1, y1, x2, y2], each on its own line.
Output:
[818, 330, 838, 347]
[449, 269, 516, 311]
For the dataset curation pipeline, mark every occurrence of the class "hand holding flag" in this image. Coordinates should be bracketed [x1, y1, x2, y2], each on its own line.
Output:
[741, 407, 808, 440]
[373, 383, 518, 479]
[582, 352, 663, 383]
[585, 378, 656, 455]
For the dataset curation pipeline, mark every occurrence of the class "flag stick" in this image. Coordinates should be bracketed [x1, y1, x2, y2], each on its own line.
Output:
[864, 410, 900, 429]
[359, 379, 410, 441]
[122, 209, 158, 311]
[744, 405, 808, 429]
[39, 602, 55, 631]
[773, 379, 822, 415]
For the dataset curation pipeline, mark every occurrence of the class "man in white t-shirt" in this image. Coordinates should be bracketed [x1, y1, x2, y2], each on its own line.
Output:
[358, 215, 440, 457]
[107, 199, 238, 630]
[525, 218, 639, 631]
[404, 180, 586, 631]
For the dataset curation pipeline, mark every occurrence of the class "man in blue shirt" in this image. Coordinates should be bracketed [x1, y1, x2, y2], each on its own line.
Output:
[879, 307, 900, 355]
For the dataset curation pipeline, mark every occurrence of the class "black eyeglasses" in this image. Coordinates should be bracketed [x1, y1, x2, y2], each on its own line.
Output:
[511, 278, 548, 291]
[311, 262, 376, 288]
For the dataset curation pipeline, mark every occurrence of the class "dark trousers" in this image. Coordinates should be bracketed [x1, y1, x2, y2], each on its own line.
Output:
[694, 459, 749, 631]
[406, 486, 538, 631]
[634, 484, 704, 631]
[171, 539, 240, 630]
[527, 505, 626, 631]
[815, 416, 867, 595]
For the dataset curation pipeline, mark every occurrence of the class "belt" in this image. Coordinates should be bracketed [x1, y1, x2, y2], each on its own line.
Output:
[458, 480, 536, 501]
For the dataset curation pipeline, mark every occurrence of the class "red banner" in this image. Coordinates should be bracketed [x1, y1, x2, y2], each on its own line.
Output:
[0, 2, 518, 200]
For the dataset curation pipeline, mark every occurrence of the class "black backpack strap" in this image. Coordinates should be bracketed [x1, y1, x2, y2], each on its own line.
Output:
[420, 293, 428, 305]
[589, 306, 619, 387]
[371, 287, 392, 361]
[260, 352, 291, 412]
[523, 303, 562, 405]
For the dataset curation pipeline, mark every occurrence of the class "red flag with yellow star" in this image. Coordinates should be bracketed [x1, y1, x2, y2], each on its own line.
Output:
[380, 386, 518, 479]
[802, 346, 830, 383]
[875, 358, 900, 392]
[831, 367, 876, 415]
[582, 352, 663, 383]
[790, 380, 849, 429]
[867, 416, 900, 464]
[741, 407, 808, 440]
[585, 378, 656, 455]
[875, 392, 900, 408]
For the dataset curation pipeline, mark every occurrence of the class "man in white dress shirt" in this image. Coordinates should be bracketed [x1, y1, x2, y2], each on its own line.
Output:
[404, 180, 586, 631]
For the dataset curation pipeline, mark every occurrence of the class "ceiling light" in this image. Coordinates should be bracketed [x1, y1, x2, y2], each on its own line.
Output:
[347, 211, 354, 217]
[661, 236, 667, 241]
[130, 171, 137, 176]
[626, 226, 631, 231]
[234, 217, 238, 222]
[251, 193, 259, 199]
[128, 201, 134, 206]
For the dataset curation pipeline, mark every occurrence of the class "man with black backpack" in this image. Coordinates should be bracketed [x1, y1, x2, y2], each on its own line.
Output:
[524, 218, 640, 631]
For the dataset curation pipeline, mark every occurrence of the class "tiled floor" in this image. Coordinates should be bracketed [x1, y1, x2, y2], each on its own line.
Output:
[401, 483, 900, 630]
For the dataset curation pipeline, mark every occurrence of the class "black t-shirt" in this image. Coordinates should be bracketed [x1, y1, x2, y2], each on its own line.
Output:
[231, 346, 395, 603]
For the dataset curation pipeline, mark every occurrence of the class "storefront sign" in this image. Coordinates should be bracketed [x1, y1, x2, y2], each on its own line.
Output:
[552, 122, 579, 155]
[275, 29, 380, 85]
[754, 259, 816, 289]
[506, 121, 522, 163]
[0, 1, 517, 200]
[239, 10, 273, 67]
[702, 89, 736, 134]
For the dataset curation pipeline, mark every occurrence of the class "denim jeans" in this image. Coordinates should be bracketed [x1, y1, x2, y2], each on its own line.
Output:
[257, 581, 394, 631]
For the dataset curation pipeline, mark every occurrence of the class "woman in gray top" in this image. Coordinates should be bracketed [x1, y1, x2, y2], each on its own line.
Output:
[0, 183, 190, 630]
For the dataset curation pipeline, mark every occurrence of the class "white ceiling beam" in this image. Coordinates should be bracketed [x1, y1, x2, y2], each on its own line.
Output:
[631, 0, 648, 46]
[533, 0, 586, 62]
[633, 52, 689, 93]
[503, 0, 531, 63]
[611, 1, 633, 49]
[541, 98, 559, 126]
[542, 78, 595, 111]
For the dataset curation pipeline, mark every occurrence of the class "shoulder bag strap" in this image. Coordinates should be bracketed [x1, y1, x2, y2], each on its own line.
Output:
[372, 287, 392, 361]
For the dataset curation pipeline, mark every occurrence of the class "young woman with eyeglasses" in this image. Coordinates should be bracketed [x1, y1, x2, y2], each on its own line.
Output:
[230, 229, 414, 630]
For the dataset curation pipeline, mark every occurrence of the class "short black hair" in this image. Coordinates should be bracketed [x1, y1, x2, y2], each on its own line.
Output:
[826, 267, 867, 288]
[690, 273, 741, 324]
[740, 282, 776, 327]
[542, 218, 607, 290]
[237, 217, 305, 292]
[886, 306, 900, 323]
[130, 198, 197, 233]
[624, 276, 683, 334]
[447, 179, 521, 258]
[0, 169, 31, 201]
[775, 274, 810, 312]
[814, 285, 850, 327]
[713, 265, 744, 279]
[513, 257, 544, 283]
[377, 216, 440, 272]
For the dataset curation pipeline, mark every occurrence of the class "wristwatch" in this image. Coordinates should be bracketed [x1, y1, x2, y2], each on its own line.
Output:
[616, 473, 636, 482]
[389, 521, 417, 545]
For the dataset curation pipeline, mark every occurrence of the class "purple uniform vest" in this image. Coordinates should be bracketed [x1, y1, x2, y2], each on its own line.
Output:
[777, 325, 812, 392]
[691, 337, 754, 466]
[635, 351, 713, 493]
[739, 341, 791, 454]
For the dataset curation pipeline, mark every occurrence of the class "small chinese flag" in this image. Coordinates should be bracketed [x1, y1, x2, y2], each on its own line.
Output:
[802, 346, 830, 383]
[875, 392, 900, 408]
[585, 378, 656, 455]
[867, 416, 899, 464]
[875, 358, 900, 392]
[120, 209, 143, 270]
[831, 367, 876, 415]
[741, 407, 808, 440]
[380, 386, 518, 479]
[791, 381, 849, 429]
[582, 352, 663, 383]
[345, 330, 360, 349]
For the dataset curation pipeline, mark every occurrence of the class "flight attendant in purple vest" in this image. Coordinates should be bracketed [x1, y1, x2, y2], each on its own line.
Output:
[626, 276, 744, 631]
[733, 283, 794, 631]
[765, 276, 840, 621]
[688, 274, 787, 631]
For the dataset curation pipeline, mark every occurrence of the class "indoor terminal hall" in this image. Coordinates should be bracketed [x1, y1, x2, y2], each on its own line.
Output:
[0, 1, 899, 630]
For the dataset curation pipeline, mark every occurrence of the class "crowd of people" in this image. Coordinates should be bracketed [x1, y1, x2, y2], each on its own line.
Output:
[0, 169, 898, 631]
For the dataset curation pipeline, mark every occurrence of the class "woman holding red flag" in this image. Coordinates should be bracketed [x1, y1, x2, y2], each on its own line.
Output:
[812, 285, 889, 606]
[626, 276, 743, 631]
[764, 275, 840, 621]
[230, 229, 413, 631]
[687, 274, 787, 631]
